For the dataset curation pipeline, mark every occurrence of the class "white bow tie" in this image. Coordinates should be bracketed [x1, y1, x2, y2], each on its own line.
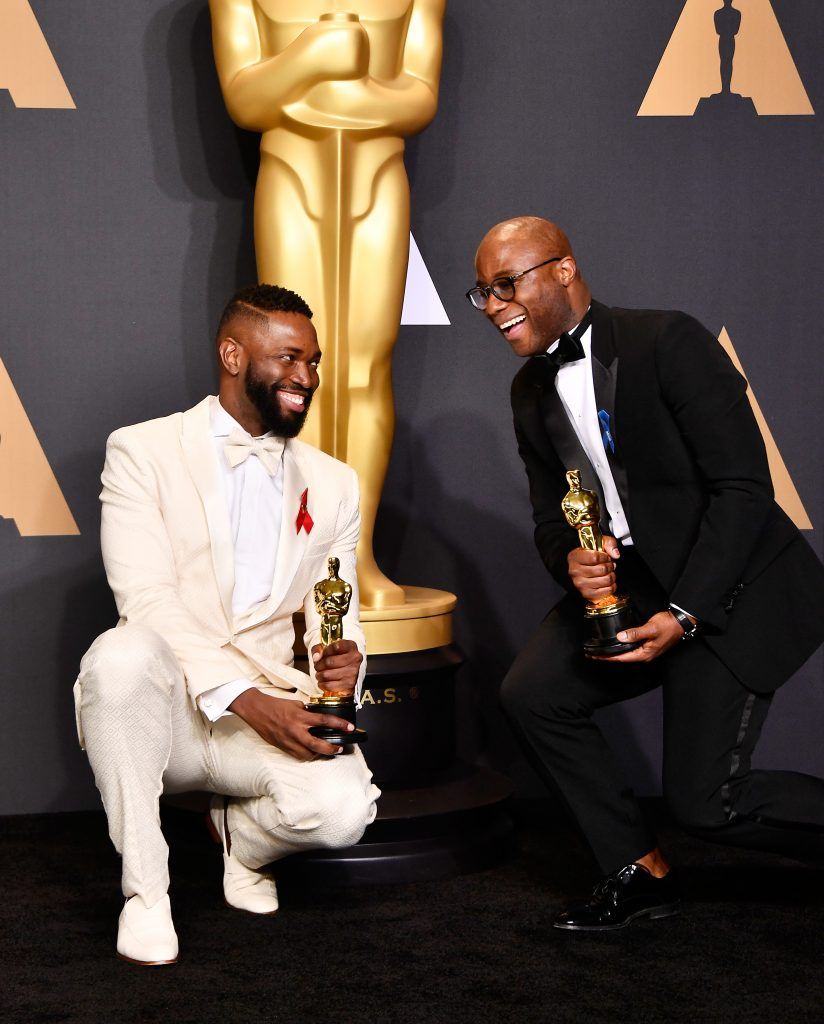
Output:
[223, 428, 284, 475]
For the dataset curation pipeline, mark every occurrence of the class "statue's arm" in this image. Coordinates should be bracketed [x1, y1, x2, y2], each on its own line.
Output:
[293, 0, 446, 135]
[385, 0, 447, 133]
[209, 0, 369, 132]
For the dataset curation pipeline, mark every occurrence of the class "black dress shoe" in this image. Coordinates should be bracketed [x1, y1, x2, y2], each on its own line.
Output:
[553, 863, 682, 931]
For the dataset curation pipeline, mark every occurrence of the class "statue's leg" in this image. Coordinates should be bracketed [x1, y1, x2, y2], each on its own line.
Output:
[344, 151, 409, 608]
[254, 139, 408, 609]
[254, 150, 328, 453]
[719, 39, 735, 94]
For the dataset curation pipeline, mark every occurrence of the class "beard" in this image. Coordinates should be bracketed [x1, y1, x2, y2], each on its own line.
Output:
[244, 363, 313, 438]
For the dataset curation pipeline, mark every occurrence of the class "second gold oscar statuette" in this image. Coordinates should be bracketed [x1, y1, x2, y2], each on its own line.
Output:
[305, 557, 368, 746]
[561, 469, 641, 657]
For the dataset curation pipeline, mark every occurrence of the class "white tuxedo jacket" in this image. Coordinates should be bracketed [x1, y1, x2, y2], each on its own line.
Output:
[89, 396, 365, 708]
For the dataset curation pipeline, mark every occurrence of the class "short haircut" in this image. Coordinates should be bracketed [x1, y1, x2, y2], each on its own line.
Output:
[216, 284, 313, 341]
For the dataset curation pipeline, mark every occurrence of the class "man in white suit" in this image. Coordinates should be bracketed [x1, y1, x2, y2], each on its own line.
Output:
[74, 284, 379, 965]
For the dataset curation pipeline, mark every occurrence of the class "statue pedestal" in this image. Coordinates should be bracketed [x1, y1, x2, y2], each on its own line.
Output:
[359, 586, 456, 655]
[695, 91, 757, 117]
[285, 593, 515, 885]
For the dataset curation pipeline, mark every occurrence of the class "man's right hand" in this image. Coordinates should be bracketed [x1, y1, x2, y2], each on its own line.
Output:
[228, 688, 353, 761]
[567, 536, 620, 603]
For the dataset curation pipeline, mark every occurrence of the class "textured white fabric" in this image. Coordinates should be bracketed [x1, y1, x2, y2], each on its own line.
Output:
[76, 624, 378, 906]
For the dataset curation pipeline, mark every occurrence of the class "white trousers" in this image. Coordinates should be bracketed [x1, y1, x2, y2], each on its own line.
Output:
[75, 625, 379, 907]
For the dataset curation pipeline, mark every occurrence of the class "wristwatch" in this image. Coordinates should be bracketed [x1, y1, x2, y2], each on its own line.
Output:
[668, 605, 700, 639]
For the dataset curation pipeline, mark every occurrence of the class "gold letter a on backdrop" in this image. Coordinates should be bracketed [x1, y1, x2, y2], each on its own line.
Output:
[0, 358, 79, 536]
[638, 0, 813, 116]
[717, 328, 812, 530]
[0, 0, 75, 108]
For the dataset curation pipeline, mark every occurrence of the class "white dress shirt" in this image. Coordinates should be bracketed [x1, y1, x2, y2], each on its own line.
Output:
[198, 398, 284, 721]
[550, 318, 695, 621]
[550, 319, 633, 546]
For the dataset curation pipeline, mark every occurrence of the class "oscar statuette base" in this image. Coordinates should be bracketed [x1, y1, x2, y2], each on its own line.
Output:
[305, 695, 368, 746]
[582, 599, 641, 658]
[307, 725, 368, 746]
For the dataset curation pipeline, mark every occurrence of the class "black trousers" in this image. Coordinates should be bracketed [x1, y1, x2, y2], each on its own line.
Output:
[501, 550, 824, 875]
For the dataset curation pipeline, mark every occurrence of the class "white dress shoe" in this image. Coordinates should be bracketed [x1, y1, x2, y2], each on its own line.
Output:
[208, 796, 279, 915]
[116, 894, 178, 965]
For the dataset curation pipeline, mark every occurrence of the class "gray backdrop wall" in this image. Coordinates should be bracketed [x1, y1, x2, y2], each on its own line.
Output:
[1, 0, 821, 815]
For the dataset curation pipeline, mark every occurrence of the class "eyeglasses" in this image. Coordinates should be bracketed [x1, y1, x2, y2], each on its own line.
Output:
[465, 257, 563, 310]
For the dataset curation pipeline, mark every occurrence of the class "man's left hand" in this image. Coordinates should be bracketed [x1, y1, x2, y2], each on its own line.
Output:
[589, 610, 685, 664]
[311, 639, 363, 694]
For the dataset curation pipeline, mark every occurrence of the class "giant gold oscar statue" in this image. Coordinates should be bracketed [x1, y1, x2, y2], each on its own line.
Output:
[209, 0, 454, 654]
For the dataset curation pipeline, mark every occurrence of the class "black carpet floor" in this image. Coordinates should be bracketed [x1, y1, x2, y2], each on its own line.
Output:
[2, 801, 823, 1024]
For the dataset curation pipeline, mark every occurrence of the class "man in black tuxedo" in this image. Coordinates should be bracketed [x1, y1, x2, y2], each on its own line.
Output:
[469, 216, 824, 930]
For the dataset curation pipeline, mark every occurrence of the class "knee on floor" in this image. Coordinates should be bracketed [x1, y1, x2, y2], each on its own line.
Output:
[274, 780, 376, 851]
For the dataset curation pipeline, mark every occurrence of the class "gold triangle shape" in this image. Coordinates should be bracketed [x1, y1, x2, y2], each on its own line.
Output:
[718, 328, 812, 530]
[0, 357, 79, 536]
[638, 0, 813, 117]
[0, 0, 75, 109]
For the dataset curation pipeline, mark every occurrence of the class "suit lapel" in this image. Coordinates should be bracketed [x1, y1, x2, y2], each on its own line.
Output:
[590, 301, 619, 422]
[589, 301, 632, 528]
[179, 397, 235, 623]
[239, 441, 310, 630]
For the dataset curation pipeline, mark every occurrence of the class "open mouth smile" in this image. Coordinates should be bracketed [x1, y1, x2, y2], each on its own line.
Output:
[277, 390, 307, 411]
[499, 314, 527, 337]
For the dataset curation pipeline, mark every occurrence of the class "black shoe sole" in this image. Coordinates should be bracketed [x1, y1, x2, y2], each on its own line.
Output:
[553, 900, 682, 932]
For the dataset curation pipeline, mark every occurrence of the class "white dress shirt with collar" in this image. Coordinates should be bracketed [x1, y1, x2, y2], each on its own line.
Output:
[549, 318, 633, 546]
[549, 317, 695, 622]
[197, 398, 284, 721]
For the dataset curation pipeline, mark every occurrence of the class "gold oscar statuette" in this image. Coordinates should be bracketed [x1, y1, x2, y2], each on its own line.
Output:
[306, 557, 367, 745]
[561, 470, 640, 657]
[209, 1, 455, 655]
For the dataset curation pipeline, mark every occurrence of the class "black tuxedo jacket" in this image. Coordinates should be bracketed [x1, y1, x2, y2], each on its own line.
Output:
[510, 299, 824, 693]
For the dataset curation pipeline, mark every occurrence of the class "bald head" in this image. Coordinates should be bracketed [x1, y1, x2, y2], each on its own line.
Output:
[473, 217, 590, 358]
[476, 217, 574, 265]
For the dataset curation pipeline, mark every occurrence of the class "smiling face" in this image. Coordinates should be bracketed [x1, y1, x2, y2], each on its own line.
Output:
[473, 218, 590, 358]
[218, 309, 321, 438]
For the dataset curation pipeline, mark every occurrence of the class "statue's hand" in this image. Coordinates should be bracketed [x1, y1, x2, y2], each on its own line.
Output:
[311, 639, 362, 695]
[299, 19, 370, 83]
[567, 536, 620, 603]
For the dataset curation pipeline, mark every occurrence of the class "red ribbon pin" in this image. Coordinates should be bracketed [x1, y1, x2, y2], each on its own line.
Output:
[296, 488, 314, 535]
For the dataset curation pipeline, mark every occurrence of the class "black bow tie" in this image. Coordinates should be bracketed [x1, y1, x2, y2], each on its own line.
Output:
[547, 331, 584, 368]
[545, 310, 592, 369]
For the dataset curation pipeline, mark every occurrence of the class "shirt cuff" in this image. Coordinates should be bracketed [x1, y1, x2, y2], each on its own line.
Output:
[198, 678, 256, 722]
[669, 603, 698, 624]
